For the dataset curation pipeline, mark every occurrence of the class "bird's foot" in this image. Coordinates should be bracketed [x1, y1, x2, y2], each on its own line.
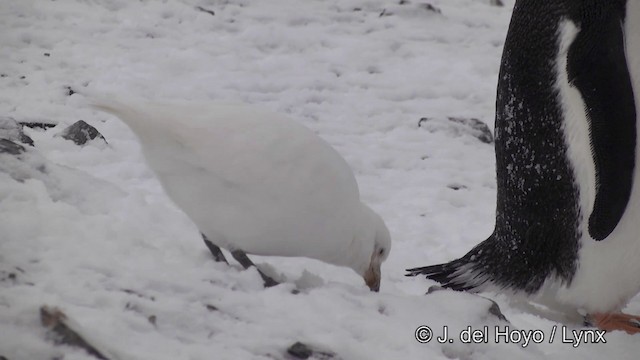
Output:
[230, 249, 280, 288]
[202, 234, 229, 264]
[587, 312, 640, 334]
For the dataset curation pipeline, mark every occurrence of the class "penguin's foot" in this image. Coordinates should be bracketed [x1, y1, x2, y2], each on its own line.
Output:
[231, 249, 280, 288]
[587, 312, 640, 334]
[202, 234, 229, 264]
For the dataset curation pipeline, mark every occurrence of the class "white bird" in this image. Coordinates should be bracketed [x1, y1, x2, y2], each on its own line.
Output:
[92, 96, 391, 291]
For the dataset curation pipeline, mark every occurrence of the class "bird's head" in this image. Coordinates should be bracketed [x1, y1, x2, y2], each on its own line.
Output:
[356, 204, 391, 292]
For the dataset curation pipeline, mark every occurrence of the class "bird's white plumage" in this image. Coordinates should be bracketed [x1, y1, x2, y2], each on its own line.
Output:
[91, 96, 390, 277]
[543, 11, 640, 315]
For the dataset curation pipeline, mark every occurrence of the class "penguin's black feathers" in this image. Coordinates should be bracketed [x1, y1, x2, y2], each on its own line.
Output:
[407, 0, 637, 295]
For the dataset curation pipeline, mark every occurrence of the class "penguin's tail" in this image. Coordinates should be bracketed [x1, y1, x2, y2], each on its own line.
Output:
[406, 246, 496, 293]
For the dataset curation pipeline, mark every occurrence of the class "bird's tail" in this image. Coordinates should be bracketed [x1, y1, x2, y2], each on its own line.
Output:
[406, 239, 497, 293]
[88, 93, 143, 125]
[87, 93, 173, 140]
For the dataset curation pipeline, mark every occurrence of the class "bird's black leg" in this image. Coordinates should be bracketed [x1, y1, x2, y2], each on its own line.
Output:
[230, 249, 279, 288]
[202, 234, 229, 264]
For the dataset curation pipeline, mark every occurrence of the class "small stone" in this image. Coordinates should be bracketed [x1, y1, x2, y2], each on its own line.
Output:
[419, 3, 441, 14]
[0, 139, 25, 155]
[418, 116, 494, 144]
[40, 306, 110, 360]
[59, 120, 106, 146]
[205, 304, 218, 312]
[0, 117, 34, 146]
[287, 342, 313, 359]
[195, 6, 215, 16]
[287, 342, 337, 360]
[20, 133, 34, 146]
[448, 117, 494, 143]
[44, 53, 51, 57]
[447, 184, 467, 191]
[20, 121, 57, 130]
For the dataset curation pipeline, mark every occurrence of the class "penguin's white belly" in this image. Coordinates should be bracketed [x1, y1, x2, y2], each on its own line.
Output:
[556, 189, 640, 313]
[549, 15, 640, 313]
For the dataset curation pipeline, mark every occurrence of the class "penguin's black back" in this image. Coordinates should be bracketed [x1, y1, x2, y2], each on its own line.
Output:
[408, 0, 636, 294]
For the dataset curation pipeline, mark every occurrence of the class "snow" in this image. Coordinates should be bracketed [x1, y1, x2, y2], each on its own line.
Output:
[0, 0, 637, 359]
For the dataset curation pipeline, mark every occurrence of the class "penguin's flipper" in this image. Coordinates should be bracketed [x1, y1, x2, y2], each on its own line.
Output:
[567, 14, 637, 241]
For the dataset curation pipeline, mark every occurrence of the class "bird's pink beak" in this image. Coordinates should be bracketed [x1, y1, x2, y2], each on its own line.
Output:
[364, 263, 381, 292]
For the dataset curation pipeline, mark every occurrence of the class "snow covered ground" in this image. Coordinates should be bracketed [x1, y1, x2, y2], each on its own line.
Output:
[1, 0, 638, 359]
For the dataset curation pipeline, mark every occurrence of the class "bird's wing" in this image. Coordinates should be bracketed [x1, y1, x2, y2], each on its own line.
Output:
[567, 12, 636, 241]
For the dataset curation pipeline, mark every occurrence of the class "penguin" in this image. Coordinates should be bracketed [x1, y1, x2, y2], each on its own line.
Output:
[91, 96, 391, 291]
[407, 0, 640, 333]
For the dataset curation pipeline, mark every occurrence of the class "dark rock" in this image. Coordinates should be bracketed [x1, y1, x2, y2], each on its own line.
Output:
[287, 342, 337, 360]
[41, 306, 110, 360]
[20, 133, 33, 146]
[288, 342, 313, 359]
[44, 53, 51, 57]
[65, 86, 76, 96]
[121, 288, 155, 301]
[419, 3, 441, 14]
[1, 270, 18, 283]
[447, 117, 493, 143]
[195, 6, 215, 16]
[418, 116, 494, 144]
[205, 304, 218, 311]
[490, 0, 504, 6]
[59, 120, 106, 146]
[447, 184, 467, 191]
[0, 139, 25, 155]
[20, 121, 57, 130]
[0, 117, 34, 146]
[381, 2, 441, 16]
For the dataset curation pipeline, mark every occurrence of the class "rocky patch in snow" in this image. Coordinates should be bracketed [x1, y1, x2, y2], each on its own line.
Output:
[0, 117, 34, 146]
[418, 116, 494, 144]
[58, 120, 107, 146]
